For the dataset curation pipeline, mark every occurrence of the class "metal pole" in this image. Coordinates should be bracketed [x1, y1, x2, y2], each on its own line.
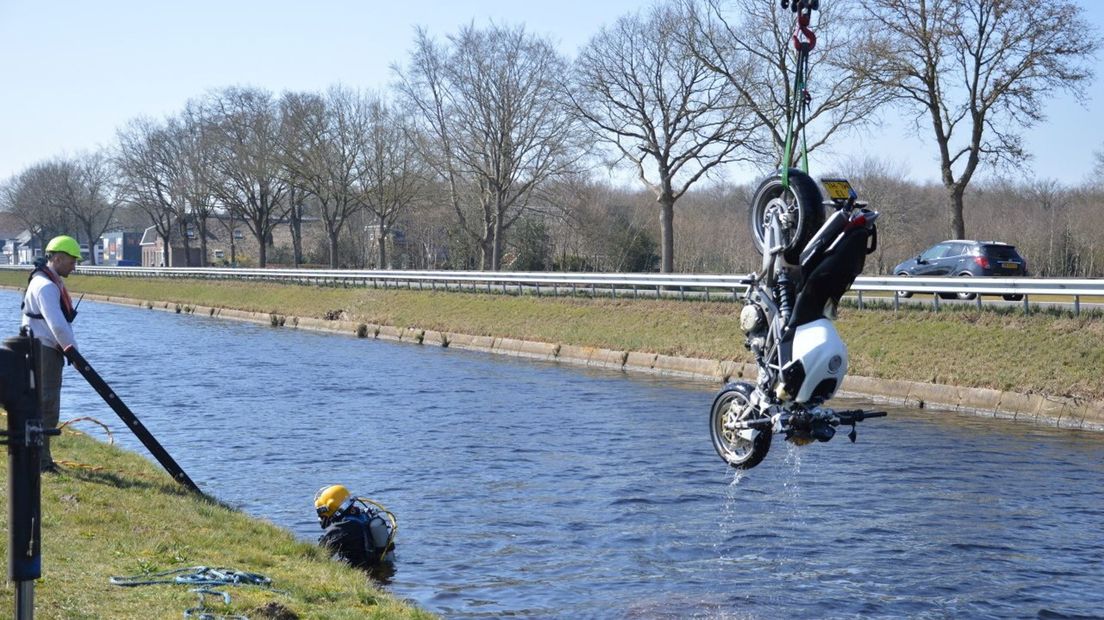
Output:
[2, 334, 52, 620]
[16, 582, 34, 620]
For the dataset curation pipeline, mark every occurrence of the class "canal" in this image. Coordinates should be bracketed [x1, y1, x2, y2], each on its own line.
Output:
[5, 293, 1103, 619]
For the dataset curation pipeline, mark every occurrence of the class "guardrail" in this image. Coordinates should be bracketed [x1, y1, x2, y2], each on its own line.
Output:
[3, 265, 1103, 315]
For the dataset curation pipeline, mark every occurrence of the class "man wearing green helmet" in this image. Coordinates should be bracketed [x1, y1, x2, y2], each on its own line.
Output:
[20, 235, 82, 473]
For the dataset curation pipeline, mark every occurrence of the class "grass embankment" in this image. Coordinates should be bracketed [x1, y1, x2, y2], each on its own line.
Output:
[3, 271, 1101, 401]
[0, 420, 433, 619]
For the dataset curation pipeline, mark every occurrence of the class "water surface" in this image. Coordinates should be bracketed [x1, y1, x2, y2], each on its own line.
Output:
[6, 292, 1102, 619]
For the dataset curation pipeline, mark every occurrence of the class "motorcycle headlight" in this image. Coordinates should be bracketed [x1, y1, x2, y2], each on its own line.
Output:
[740, 305, 765, 332]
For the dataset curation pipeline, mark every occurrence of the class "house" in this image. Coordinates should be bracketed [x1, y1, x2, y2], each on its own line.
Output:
[205, 213, 325, 266]
[99, 230, 143, 266]
[139, 226, 202, 267]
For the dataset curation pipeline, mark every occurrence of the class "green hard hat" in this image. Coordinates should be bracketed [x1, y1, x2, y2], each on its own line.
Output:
[45, 235, 82, 260]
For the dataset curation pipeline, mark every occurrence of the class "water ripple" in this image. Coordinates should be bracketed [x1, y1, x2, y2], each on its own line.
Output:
[7, 292, 1102, 619]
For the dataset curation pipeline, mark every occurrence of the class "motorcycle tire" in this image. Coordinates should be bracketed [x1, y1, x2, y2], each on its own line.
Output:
[710, 381, 772, 470]
[748, 169, 826, 265]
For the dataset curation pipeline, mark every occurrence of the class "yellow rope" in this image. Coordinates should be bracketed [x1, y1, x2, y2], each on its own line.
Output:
[53, 416, 160, 481]
[59, 416, 115, 444]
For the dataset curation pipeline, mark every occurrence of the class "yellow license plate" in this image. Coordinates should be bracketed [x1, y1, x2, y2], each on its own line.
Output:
[1001, 262, 1018, 269]
[821, 179, 853, 201]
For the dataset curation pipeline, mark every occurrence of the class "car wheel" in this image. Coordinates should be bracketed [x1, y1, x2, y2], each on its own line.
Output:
[1002, 294, 1024, 301]
[955, 273, 977, 300]
[895, 272, 913, 298]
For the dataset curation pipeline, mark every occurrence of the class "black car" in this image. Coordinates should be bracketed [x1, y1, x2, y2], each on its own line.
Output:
[893, 240, 1027, 300]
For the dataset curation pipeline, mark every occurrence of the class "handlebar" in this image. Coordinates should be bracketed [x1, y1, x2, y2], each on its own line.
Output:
[834, 410, 887, 424]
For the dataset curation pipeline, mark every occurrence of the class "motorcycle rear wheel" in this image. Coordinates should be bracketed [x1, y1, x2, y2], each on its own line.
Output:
[748, 169, 826, 264]
[710, 382, 772, 469]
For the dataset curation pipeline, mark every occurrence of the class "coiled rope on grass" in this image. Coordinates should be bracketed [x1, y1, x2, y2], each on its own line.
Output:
[110, 566, 288, 619]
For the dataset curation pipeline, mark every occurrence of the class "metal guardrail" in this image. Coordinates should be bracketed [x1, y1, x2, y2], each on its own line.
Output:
[3, 265, 1103, 315]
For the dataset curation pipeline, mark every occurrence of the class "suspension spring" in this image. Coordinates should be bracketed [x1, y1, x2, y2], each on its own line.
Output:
[775, 273, 794, 325]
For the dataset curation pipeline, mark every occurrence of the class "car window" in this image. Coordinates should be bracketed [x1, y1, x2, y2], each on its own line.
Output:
[983, 245, 1021, 261]
[920, 244, 951, 261]
[944, 243, 967, 257]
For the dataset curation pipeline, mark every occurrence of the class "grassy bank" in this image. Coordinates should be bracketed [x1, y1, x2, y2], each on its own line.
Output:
[2, 271, 1103, 400]
[0, 416, 433, 619]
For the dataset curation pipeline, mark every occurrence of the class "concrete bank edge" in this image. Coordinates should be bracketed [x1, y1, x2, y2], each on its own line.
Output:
[67, 292, 1104, 432]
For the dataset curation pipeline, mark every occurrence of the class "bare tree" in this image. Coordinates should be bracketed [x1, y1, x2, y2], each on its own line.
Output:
[1092, 144, 1104, 184]
[357, 99, 428, 269]
[684, 0, 889, 167]
[280, 87, 368, 268]
[861, 0, 1098, 239]
[1, 163, 75, 252]
[55, 151, 119, 264]
[176, 102, 221, 266]
[115, 117, 186, 266]
[202, 87, 290, 267]
[570, 4, 760, 273]
[396, 23, 583, 270]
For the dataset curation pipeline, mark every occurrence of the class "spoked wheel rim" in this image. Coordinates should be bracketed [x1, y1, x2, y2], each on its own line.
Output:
[752, 194, 799, 256]
[710, 385, 772, 469]
[748, 170, 826, 265]
[717, 392, 756, 461]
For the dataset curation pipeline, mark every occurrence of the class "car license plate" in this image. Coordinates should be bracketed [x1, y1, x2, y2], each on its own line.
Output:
[1001, 261, 1018, 269]
[821, 179, 854, 201]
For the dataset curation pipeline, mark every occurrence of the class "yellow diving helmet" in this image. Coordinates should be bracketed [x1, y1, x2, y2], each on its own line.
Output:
[314, 484, 351, 521]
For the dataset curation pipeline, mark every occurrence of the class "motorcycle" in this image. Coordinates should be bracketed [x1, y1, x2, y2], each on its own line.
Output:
[709, 170, 886, 469]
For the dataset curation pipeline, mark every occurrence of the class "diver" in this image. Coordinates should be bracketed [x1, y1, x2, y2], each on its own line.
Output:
[314, 484, 397, 570]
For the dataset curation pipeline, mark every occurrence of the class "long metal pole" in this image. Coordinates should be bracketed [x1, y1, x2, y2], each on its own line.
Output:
[63, 348, 201, 494]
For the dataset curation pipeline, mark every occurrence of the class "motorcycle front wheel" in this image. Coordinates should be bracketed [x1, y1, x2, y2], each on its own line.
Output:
[748, 169, 826, 264]
[710, 382, 772, 469]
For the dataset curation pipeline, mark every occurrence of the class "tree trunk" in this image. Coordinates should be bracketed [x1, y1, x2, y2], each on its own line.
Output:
[257, 234, 268, 268]
[328, 230, 340, 268]
[288, 187, 303, 267]
[480, 221, 495, 271]
[491, 215, 503, 271]
[290, 216, 302, 267]
[377, 215, 388, 269]
[160, 234, 171, 267]
[83, 226, 97, 265]
[229, 216, 237, 266]
[658, 195, 675, 273]
[198, 217, 209, 267]
[948, 187, 965, 240]
[179, 220, 193, 266]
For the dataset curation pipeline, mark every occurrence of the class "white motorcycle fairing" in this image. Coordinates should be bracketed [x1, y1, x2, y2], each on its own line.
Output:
[782, 318, 848, 404]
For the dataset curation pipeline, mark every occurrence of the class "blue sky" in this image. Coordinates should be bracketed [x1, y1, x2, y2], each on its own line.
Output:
[2, 0, 1103, 188]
